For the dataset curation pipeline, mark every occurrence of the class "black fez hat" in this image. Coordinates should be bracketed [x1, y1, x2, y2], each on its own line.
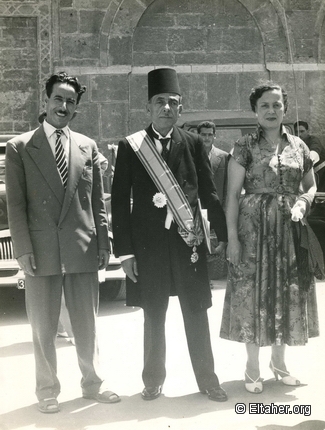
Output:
[148, 68, 181, 100]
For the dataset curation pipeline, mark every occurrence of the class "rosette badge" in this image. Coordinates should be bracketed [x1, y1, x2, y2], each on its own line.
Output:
[153, 192, 167, 208]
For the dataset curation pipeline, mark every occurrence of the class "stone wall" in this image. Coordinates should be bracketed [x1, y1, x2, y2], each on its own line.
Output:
[1, 0, 325, 162]
[0, 16, 39, 133]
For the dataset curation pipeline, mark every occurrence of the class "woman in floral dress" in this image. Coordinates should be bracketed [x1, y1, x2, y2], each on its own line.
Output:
[220, 82, 321, 394]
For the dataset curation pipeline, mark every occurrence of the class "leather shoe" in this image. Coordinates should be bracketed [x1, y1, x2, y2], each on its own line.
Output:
[141, 385, 162, 400]
[201, 386, 228, 402]
[38, 398, 60, 413]
[83, 390, 120, 403]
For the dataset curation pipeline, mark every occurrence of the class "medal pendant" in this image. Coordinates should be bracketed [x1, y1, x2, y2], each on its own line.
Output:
[190, 246, 199, 263]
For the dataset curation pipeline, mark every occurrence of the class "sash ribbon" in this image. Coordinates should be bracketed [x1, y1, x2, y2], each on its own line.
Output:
[126, 130, 210, 260]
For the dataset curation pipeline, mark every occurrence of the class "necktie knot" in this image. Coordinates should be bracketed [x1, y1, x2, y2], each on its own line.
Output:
[56, 129, 63, 138]
[159, 137, 170, 147]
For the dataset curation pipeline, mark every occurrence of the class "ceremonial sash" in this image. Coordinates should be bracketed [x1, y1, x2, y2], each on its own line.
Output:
[126, 130, 211, 255]
[314, 160, 325, 173]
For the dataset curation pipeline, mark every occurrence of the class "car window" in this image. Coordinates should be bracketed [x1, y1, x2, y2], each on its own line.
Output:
[180, 119, 294, 154]
[0, 137, 16, 231]
[0, 143, 6, 184]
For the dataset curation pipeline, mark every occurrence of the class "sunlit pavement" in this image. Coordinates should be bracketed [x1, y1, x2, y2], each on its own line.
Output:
[0, 280, 325, 430]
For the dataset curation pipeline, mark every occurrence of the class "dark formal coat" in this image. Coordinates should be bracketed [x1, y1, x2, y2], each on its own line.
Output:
[209, 145, 228, 208]
[111, 125, 227, 312]
[5, 125, 109, 276]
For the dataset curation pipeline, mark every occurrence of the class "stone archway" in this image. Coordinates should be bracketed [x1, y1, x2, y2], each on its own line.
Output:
[315, 0, 325, 62]
[101, 0, 290, 68]
[99, 0, 155, 66]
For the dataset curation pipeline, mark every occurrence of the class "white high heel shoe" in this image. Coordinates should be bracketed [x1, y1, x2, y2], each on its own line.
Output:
[269, 361, 300, 386]
[245, 371, 263, 393]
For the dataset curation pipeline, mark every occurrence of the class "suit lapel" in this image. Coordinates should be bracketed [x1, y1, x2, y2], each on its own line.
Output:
[59, 132, 87, 224]
[168, 126, 184, 173]
[211, 149, 222, 170]
[26, 126, 65, 204]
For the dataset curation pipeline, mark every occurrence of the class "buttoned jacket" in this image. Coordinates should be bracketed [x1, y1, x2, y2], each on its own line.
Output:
[5, 125, 109, 276]
[112, 125, 227, 311]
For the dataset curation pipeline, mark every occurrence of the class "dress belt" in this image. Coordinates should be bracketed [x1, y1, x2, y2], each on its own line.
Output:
[245, 187, 296, 195]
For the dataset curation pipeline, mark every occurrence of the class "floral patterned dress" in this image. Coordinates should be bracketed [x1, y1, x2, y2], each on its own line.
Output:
[220, 126, 319, 346]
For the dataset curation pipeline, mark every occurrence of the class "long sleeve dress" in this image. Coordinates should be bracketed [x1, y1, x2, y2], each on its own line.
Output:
[220, 126, 319, 346]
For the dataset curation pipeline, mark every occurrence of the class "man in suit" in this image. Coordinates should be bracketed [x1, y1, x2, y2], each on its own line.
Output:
[197, 121, 228, 208]
[5, 72, 120, 413]
[294, 120, 325, 191]
[197, 121, 228, 282]
[111, 68, 228, 402]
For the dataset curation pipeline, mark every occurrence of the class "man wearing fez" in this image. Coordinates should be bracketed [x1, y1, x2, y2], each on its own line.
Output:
[112, 68, 228, 402]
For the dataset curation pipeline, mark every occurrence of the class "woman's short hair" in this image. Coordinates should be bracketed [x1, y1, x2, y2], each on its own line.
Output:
[249, 81, 288, 114]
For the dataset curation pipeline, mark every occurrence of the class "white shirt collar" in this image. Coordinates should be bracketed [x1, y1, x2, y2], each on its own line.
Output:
[152, 125, 173, 140]
[43, 119, 69, 139]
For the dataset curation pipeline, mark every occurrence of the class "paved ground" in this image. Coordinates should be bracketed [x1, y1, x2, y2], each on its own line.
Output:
[0, 279, 325, 430]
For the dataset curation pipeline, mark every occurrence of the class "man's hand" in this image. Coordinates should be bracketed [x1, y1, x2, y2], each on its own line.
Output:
[121, 257, 138, 283]
[214, 241, 227, 256]
[17, 253, 36, 276]
[98, 249, 110, 270]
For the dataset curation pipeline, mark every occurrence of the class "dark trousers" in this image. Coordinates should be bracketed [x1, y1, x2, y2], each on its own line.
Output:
[25, 272, 103, 401]
[142, 296, 220, 391]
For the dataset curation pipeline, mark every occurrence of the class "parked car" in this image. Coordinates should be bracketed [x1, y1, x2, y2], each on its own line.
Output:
[178, 113, 295, 153]
[0, 135, 125, 300]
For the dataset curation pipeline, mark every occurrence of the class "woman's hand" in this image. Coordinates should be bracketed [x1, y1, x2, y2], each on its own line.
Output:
[291, 200, 306, 222]
[226, 237, 242, 265]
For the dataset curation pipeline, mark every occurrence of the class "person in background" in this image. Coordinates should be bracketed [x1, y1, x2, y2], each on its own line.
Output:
[197, 121, 228, 208]
[112, 68, 228, 402]
[294, 120, 325, 191]
[5, 71, 120, 413]
[197, 121, 229, 283]
[220, 81, 323, 394]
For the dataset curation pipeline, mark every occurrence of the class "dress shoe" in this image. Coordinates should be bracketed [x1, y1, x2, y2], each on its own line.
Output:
[245, 371, 263, 393]
[83, 390, 120, 403]
[269, 361, 300, 386]
[38, 398, 60, 413]
[201, 386, 228, 402]
[141, 385, 163, 400]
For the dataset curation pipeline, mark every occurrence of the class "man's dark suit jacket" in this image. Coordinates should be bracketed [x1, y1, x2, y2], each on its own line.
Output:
[209, 145, 228, 208]
[112, 125, 227, 312]
[5, 125, 109, 276]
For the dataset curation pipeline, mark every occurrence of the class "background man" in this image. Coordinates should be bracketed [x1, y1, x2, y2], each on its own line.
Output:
[294, 120, 325, 191]
[112, 68, 228, 402]
[5, 71, 120, 413]
[197, 121, 229, 282]
[197, 121, 228, 208]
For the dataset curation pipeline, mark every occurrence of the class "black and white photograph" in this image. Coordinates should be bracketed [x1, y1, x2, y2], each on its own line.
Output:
[0, 1, 325, 429]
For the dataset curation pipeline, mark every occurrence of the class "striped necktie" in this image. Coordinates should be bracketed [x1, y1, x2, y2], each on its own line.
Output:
[55, 130, 68, 188]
